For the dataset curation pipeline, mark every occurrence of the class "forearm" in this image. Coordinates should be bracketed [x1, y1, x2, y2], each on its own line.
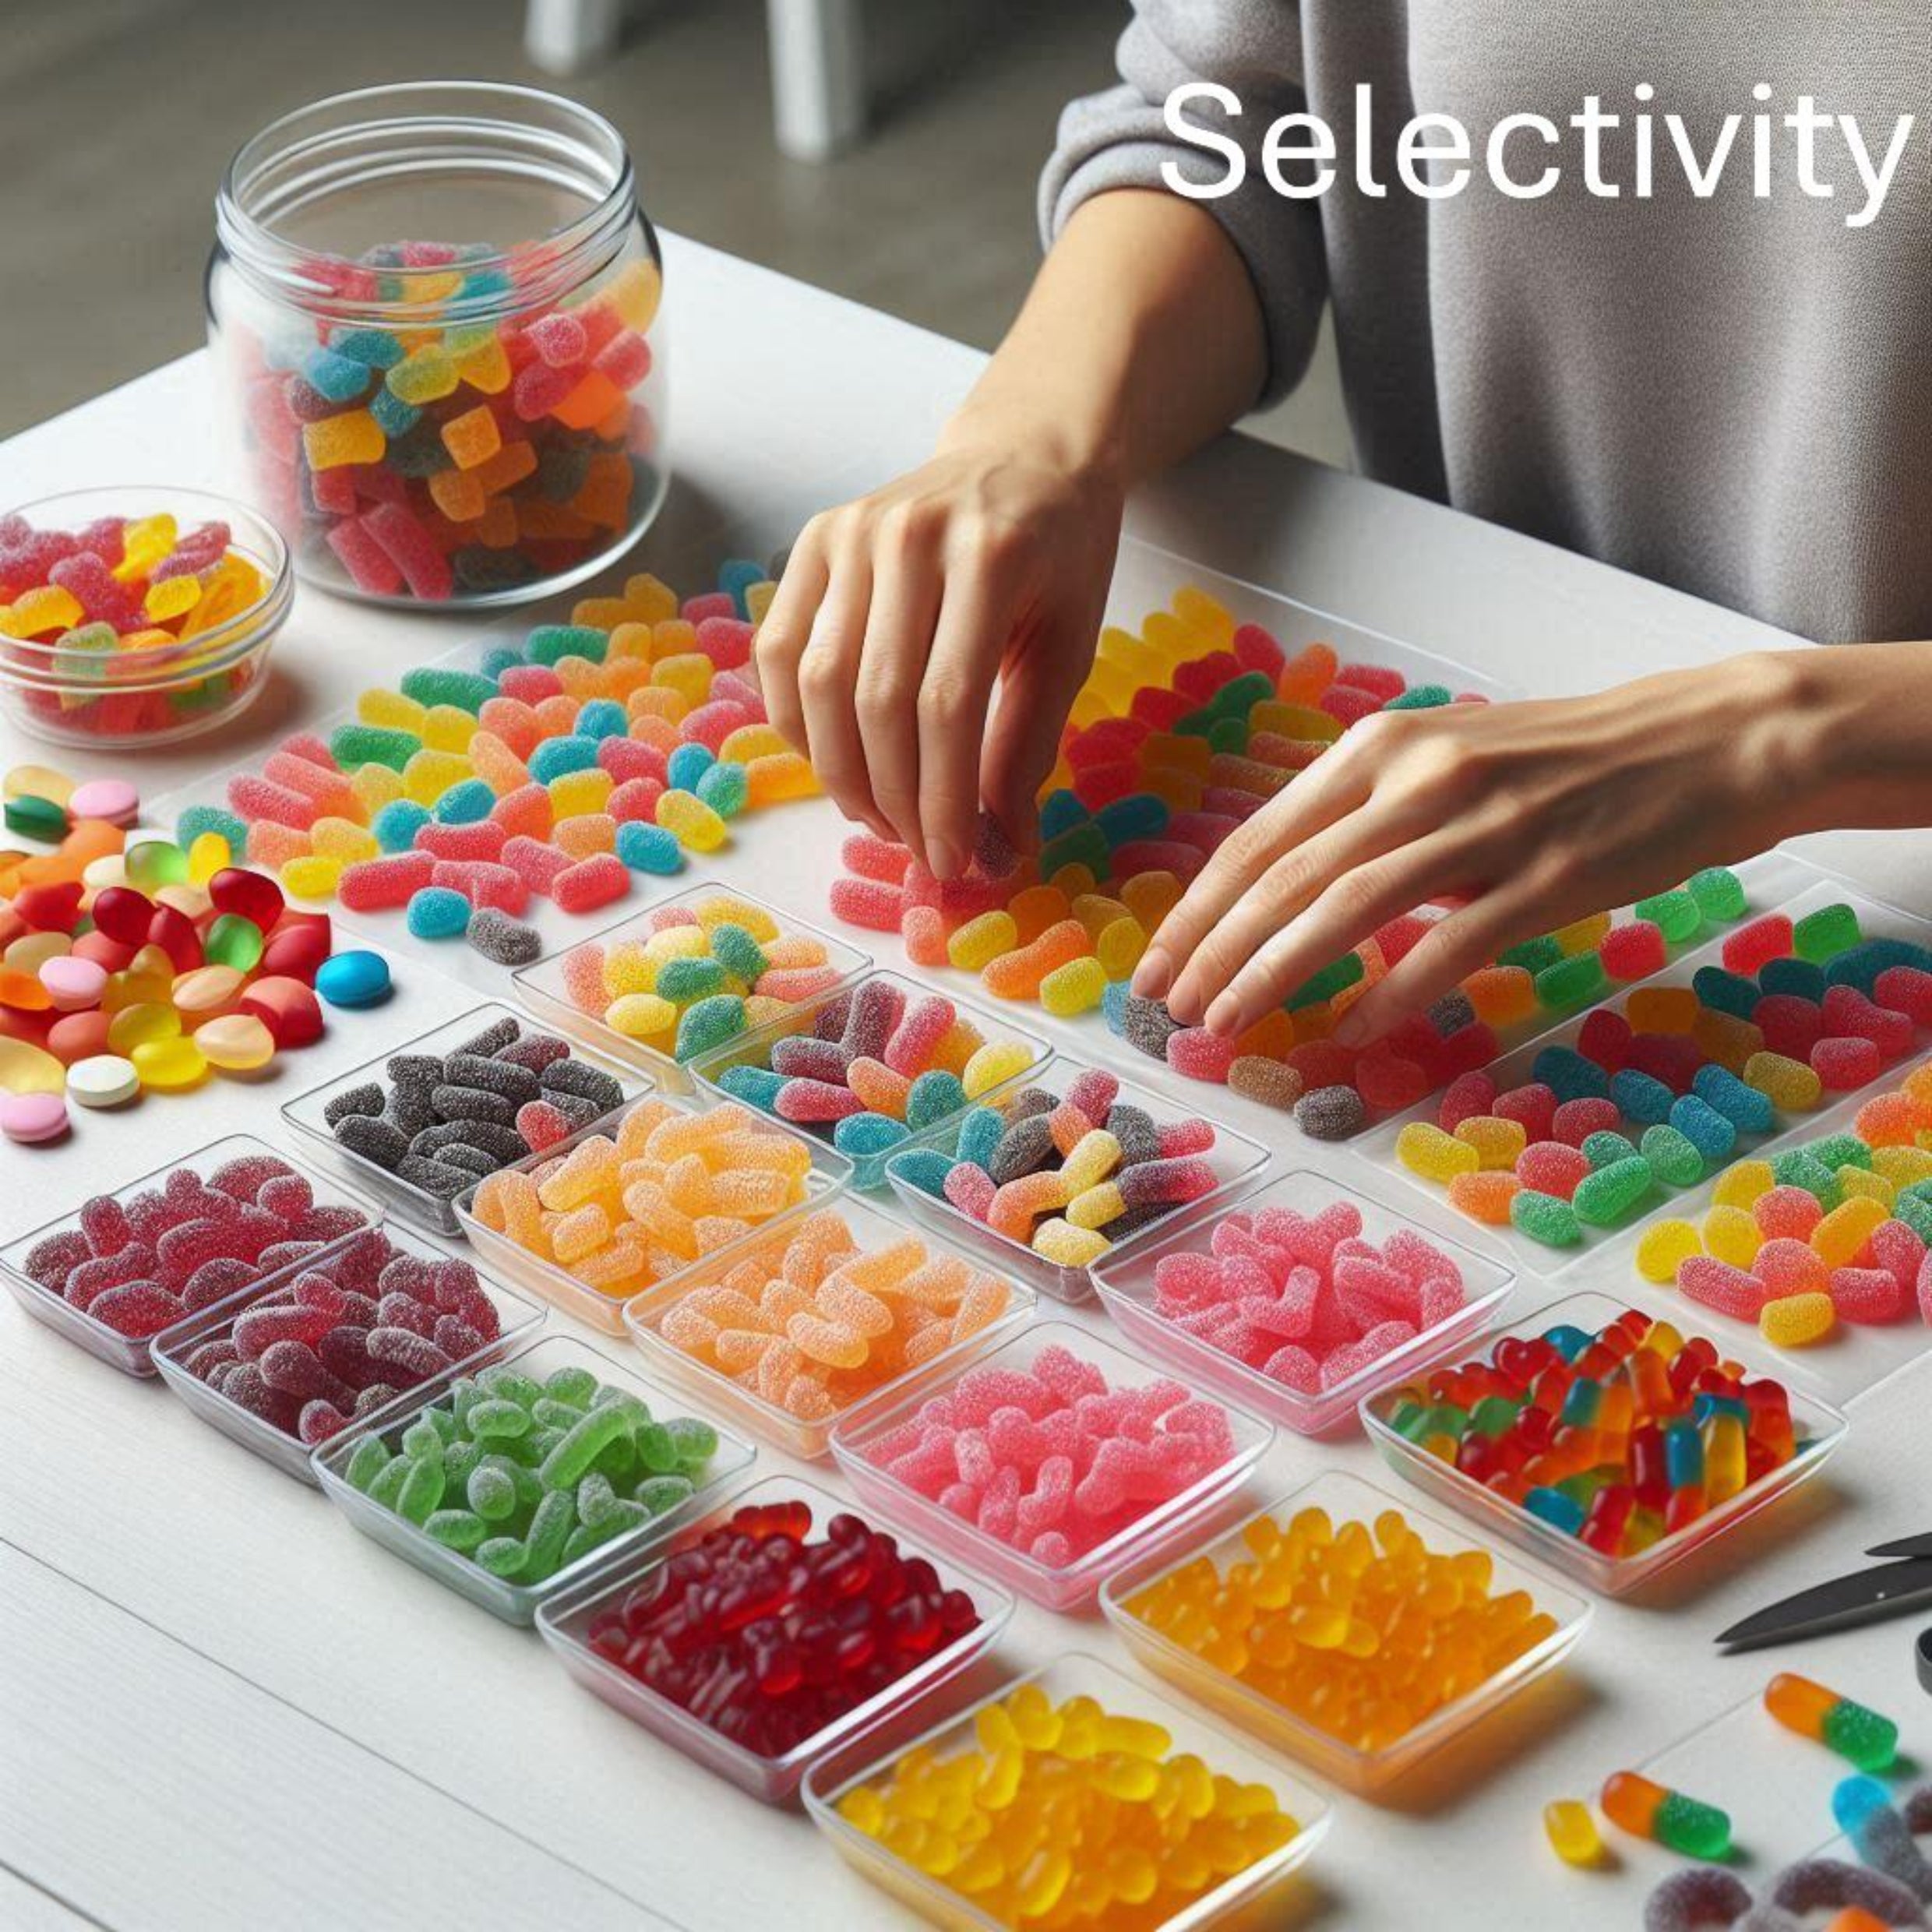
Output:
[942, 189, 1267, 488]
[1780, 641, 1932, 834]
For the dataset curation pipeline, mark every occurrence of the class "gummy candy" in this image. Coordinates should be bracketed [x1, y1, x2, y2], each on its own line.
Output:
[1765, 1674, 1898, 1772]
[1601, 1769, 1731, 1860]
[1543, 1799, 1604, 1867]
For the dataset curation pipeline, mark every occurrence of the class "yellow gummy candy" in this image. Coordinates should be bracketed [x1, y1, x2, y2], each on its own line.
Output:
[131, 1035, 208, 1090]
[280, 855, 344, 900]
[1396, 1120, 1482, 1183]
[1702, 1204, 1765, 1267]
[962, 1038, 1033, 1098]
[1760, 1291, 1835, 1348]
[656, 788, 727, 852]
[1712, 1158, 1775, 1209]
[1811, 1194, 1888, 1267]
[949, 911, 1019, 973]
[1636, 1218, 1703, 1284]
[185, 831, 232, 886]
[1041, 956, 1108, 1017]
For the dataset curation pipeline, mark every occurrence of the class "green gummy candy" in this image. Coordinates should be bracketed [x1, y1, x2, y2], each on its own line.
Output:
[1634, 887, 1703, 943]
[467, 1398, 533, 1440]
[708, 925, 768, 982]
[656, 957, 730, 1003]
[523, 1489, 577, 1580]
[1640, 1123, 1705, 1188]
[1822, 1699, 1899, 1772]
[1535, 951, 1607, 1010]
[575, 1472, 620, 1527]
[663, 1415, 720, 1465]
[366, 1457, 413, 1512]
[635, 1475, 696, 1517]
[1205, 715, 1247, 755]
[330, 722, 421, 771]
[675, 995, 747, 1063]
[345, 1433, 392, 1492]
[125, 840, 189, 890]
[1470, 1395, 1525, 1437]
[1809, 1132, 1873, 1172]
[1287, 952, 1364, 1010]
[1574, 1155, 1655, 1226]
[526, 624, 608, 667]
[1581, 1130, 1641, 1170]
[480, 1366, 545, 1409]
[1384, 683, 1452, 710]
[539, 1402, 633, 1490]
[476, 1535, 528, 1578]
[1511, 1189, 1583, 1247]
[1655, 1790, 1732, 1860]
[205, 913, 264, 971]
[1793, 901, 1863, 962]
[4, 795, 68, 840]
[1498, 934, 1565, 975]
[544, 1365, 599, 1408]
[1893, 1186, 1932, 1242]
[401, 1417, 446, 1462]
[425, 1509, 487, 1552]
[399, 666, 499, 714]
[467, 1462, 520, 1521]
[1687, 866, 1747, 922]
[1772, 1149, 1842, 1207]
[395, 1457, 446, 1525]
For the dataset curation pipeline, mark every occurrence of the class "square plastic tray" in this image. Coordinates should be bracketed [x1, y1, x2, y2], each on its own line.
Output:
[512, 880, 873, 1096]
[829, 1319, 1274, 1613]
[455, 1090, 852, 1336]
[0, 1133, 383, 1377]
[151, 1223, 546, 1484]
[623, 1191, 1034, 1458]
[1100, 1468, 1592, 1794]
[802, 1650, 1331, 1931]
[311, 1334, 757, 1625]
[689, 968, 1055, 1190]
[881, 1052, 1270, 1306]
[281, 1000, 648, 1238]
[535, 1473, 1016, 1803]
[1359, 1289, 1850, 1597]
[1091, 1169, 1516, 1436]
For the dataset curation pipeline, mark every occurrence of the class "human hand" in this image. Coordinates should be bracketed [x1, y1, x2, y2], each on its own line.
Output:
[753, 432, 1123, 879]
[1131, 653, 1817, 1048]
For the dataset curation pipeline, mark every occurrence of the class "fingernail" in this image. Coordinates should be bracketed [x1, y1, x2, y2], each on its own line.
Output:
[1205, 992, 1245, 1038]
[1133, 950, 1172, 999]
[928, 837, 961, 883]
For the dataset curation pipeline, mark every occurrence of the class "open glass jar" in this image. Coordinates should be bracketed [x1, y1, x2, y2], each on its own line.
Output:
[208, 83, 668, 608]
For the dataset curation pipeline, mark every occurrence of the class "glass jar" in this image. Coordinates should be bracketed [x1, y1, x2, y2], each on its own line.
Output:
[208, 83, 668, 608]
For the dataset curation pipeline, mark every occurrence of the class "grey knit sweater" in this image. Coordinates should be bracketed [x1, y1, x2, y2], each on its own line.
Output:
[1042, 2, 1930, 643]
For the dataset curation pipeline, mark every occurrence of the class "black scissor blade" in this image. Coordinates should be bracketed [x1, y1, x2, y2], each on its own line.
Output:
[1865, 1533, 1932, 1560]
[1716, 1559, 1932, 1649]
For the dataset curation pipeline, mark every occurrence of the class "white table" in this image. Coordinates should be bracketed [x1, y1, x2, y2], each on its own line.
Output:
[2, 234, 1927, 1932]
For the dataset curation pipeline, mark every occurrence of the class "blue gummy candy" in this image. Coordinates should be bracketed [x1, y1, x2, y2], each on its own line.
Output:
[666, 742, 714, 791]
[332, 326, 404, 368]
[574, 699, 628, 740]
[1094, 794, 1169, 846]
[315, 950, 393, 1009]
[695, 761, 748, 820]
[477, 645, 521, 680]
[1824, 937, 1932, 995]
[373, 799, 434, 852]
[304, 348, 372, 401]
[1523, 1486, 1586, 1536]
[717, 558, 765, 619]
[1542, 1324, 1595, 1362]
[1532, 1045, 1611, 1104]
[433, 778, 496, 824]
[1832, 1775, 1891, 1835]
[1101, 980, 1131, 1032]
[368, 387, 421, 437]
[614, 821, 685, 875]
[905, 1070, 968, 1131]
[1609, 1068, 1674, 1125]
[834, 1112, 910, 1158]
[1691, 1062, 1777, 1133]
[1669, 1093, 1738, 1163]
[887, 1148, 954, 1198]
[956, 1106, 1005, 1170]
[405, 887, 471, 940]
[528, 736, 601, 783]
[1037, 789, 1088, 841]
[1757, 955, 1827, 1001]
[175, 803, 249, 851]
[1690, 964, 1761, 1020]
[715, 1064, 785, 1111]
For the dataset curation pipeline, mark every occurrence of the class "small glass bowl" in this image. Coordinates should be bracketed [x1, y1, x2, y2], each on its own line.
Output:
[152, 1221, 546, 1483]
[0, 1132, 381, 1377]
[1101, 1468, 1592, 1795]
[512, 881, 873, 1096]
[830, 1320, 1274, 1613]
[802, 1652, 1332, 1931]
[280, 1000, 647, 1238]
[311, 1333, 756, 1624]
[1091, 1169, 1516, 1437]
[689, 969, 1056, 1190]
[535, 1474, 1016, 1804]
[1359, 1289, 1851, 1597]
[457, 1090, 852, 1336]
[623, 1191, 1035, 1458]
[0, 487, 291, 749]
[883, 1053, 1270, 1306]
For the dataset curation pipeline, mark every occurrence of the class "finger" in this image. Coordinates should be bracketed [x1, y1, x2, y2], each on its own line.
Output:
[1199, 830, 1472, 1038]
[1131, 732, 1381, 1005]
[753, 534, 828, 758]
[979, 591, 1105, 857]
[795, 546, 883, 837]
[1330, 887, 1538, 1046]
[854, 538, 944, 866]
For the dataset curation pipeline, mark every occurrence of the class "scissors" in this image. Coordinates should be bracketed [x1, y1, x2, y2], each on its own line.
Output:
[1717, 1534, 1932, 1656]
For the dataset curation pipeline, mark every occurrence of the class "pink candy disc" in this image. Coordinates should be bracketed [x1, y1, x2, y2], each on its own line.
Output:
[2, 1090, 70, 1144]
[67, 778, 139, 827]
[38, 954, 109, 1011]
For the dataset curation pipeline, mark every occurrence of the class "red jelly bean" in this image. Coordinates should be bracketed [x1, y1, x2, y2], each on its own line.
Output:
[209, 866, 286, 931]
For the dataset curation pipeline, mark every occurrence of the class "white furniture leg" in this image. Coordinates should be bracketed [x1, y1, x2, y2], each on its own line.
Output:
[524, 0, 623, 75]
[767, 0, 866, 160]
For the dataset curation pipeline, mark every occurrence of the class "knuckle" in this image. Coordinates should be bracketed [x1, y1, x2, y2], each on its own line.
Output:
[796, 647, 851, 705]
[962, 516, 1029, 574]
[918, 673, 975, 732]
[876, 498, 940, 556]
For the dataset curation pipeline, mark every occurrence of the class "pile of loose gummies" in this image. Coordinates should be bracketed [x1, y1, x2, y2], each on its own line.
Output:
[825, 582, 1763, 1141]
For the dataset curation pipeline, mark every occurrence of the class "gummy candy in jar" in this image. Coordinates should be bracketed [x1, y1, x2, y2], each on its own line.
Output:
[208, 83, 668, 607]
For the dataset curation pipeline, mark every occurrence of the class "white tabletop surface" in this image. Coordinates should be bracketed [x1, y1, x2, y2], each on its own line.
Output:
[2, 234, 1927, 1932]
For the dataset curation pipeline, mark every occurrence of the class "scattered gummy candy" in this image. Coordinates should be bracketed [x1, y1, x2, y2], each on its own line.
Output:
[16, 1145, 372, 1350]
[1764, 1673, 1899, 1772]
[647, 1208, 1014, 1433]
[831, 1673, 1303, 1929]
[583, 1494, 983, 1761]
[175, 1226, 514, 1444]
[0, 508, 277, 738]
[1122, 1498, 1561, 1755]
[1600, 1769, 1733, 1860]
[1370, 1306, 1811, 1562]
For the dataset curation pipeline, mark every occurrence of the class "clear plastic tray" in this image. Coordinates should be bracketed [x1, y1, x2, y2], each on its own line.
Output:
[829, 1319, 1274, 1613]
[623, 1192, 1034, 1458]
[1361, 860, 1896, 1277]
[513, 880, 873, 1095]
[802, 1650, 1332, 1931]
[151, 1223, 546, 1485]
[455, 1090, 852, 1337]
[1359, 1290, 1851, 1597]
[0, 1133, 383, 1377]
[1571, 1051, 1932, 1410]
[310, 1334, 756, 1625]
[280, 1001, 649, 1238]
[689, 968, 1056, 1190]
[1091, 1169, 1517, 1437]
[1100, 1468, 1592, 1794]
[881, 1053, 1271, 1305]
[535, 1473, 1016, 1803]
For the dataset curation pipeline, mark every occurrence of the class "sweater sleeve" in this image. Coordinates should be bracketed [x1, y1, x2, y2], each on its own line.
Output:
[1038, 0, 1327, 406]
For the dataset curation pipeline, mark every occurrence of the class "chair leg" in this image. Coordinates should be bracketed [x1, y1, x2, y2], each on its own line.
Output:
[767, 0, 866, 160]
[525, 0, 623, 75]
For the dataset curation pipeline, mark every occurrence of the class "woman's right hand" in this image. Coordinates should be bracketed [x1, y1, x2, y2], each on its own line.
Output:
[753, 427, 1124, 880]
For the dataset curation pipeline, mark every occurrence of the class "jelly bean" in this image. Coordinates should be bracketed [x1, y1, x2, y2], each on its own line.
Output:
[314, 950, 392, 1007]
[1765, 1673, 1898, 1772]
[1, 1089, 69, 1144]
[193, 1013, 277, 1072]
[1600, 1770, 1731, 1860]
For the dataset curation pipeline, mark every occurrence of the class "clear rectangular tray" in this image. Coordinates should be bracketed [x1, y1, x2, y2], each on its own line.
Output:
[455, 1090, 852, 1336]
[802, 1650, 1332, 1932]
[689, 968, 1055, 1190]
[1100, 1468, 1592, 1794]
[512, 880, 873, 1095]
[310, 1333, 756, 1625]
[1360, 862, 1911, 1277]
[280, 1001, 649, 1238]
[883, 1052, 1270, 1305]
[0, 1133, 383, 1378]
[535, 1473, 1016, 1804]
[622, 1191, 1033, 1458]
[829, 1319, 1274, 1613]
[151, 1222, 546, 1484]
[1359, 1289, 1850, 1597]
[1091, 1169, 1516, 1437]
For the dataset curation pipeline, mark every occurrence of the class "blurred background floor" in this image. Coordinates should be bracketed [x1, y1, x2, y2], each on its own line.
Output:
[0, 0, 1348, 466]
